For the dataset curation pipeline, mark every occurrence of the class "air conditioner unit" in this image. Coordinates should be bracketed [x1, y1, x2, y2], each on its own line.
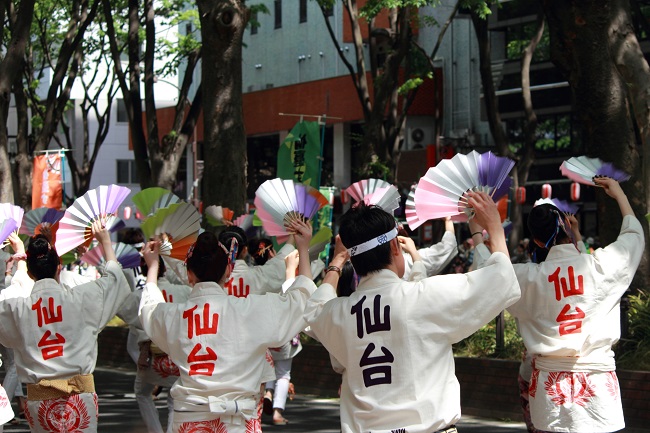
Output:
[407, 126, 434, 150]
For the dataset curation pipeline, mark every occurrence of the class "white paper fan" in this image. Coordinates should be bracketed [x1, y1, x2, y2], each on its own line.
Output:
[345, 179, 400, 214]
[345, 179, 392, 203]
[141, 202, 201, 261]
[411, 151, 515, 229]
[254, 178, 328, 238]
[559, 156, 630, 185]
[80, 242, 141, 269]
[205, 205, 235, 226]
[0, 203, 24, 233]
[55, 185, 131, 255]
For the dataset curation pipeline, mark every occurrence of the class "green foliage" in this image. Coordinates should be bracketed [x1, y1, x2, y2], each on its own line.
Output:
[616, 290, 650, 371]
[453, 311, 525, 359]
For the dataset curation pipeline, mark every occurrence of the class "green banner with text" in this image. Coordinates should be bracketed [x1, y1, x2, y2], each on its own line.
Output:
[277, 121, 321, 187]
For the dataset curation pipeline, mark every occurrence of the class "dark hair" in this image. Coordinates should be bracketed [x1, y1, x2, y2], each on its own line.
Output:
[527, 204, 570, 250]
[186, 232, 228, 283]
[249, 238, 274, 266]
[218, 227, 248, 260]
[141, 256, 166, 279]
[337, 261, 357, 297]
[26, 235, 59, 280]
[338, 203, 394, 277]
[122, 228, 145, 246]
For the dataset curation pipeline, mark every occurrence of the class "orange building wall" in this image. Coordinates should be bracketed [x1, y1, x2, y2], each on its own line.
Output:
[147, 68, 442, 141]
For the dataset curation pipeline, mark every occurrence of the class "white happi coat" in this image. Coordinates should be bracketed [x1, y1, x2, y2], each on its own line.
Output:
[139, 277, 192, 386]
[478, 215, 644, 433]
[402, 230, 458, 280]
[304, 252, 520, 433]
[225, 244, 295, 297]
[0, 261, 129, 383]
[138, 275, 318, 426]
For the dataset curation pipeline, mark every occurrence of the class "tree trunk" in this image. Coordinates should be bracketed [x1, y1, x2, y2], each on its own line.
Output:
[0, 0, 35, 203]
[12, 68, 31, 208]
[197, 0, 248, 214]
[541, 0, 648, 289]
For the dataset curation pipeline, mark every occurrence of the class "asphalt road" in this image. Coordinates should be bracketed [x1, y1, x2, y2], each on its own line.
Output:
[3, 367, 531, 433]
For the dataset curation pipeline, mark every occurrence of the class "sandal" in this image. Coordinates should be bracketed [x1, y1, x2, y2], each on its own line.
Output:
[272, 417, 289, 425]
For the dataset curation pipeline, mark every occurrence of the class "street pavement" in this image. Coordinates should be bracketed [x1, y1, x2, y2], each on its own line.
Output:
[3, 367, 530, 433]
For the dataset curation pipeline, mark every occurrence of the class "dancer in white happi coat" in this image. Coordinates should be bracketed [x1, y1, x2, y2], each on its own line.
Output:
[401, 217, 457, 280]
[138, 220, 319, 433]
[474, 177, 644, 433]
[135, 257, 191, 433]
[218, 227, 296, 297]
[302, 195, 521, 433]
[0, 222, 130, 433]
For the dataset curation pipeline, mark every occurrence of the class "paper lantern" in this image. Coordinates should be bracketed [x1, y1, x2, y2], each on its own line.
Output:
[571, 182, 580, 201]
[515, 187, 526, 204]
[340, 189, 348, 204]
[541, 183, 552, 199]
[123, 206, 132, 220]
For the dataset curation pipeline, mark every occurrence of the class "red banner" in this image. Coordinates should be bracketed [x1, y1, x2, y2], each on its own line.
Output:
[32, 154, 63, 209]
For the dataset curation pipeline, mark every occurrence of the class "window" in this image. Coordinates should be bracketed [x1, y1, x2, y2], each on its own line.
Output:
[299, 0, 307, 23]
[274, 0, 282, 29]
[250, 11, 258, 35]
[117, 99, 128, 123]
[117, 160, 139, 184]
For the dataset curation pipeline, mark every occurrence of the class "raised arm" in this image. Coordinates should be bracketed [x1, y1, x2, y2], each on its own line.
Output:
[466, 191, 509, 257]
[288, 219, 312, 280]
[92, 219, 117, 263]
[594, 176, 634, 217]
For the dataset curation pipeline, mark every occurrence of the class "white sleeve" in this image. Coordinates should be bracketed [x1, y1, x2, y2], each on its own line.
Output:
[407, 261, 427, 282]
[138, 282, 168, 353]
[418, 231, 458, 276]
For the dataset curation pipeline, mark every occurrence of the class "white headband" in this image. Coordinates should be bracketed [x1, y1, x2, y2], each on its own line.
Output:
[348, 227, 398, 257]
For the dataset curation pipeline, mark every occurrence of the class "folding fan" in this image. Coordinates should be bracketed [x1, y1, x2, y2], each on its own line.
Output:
[233, 213, 254, 231]
[254, 178, 329, 238]
[405, 184, 421, 230]
[55, 184, 131, 255]
[560, 156, 630, 185]
[80, 242, 141, 269]
[345, 179, 392, 203]
[346, 179, 401, 214]
[0, 218, 18, 245]
[309, 226, 333, 261]
[205, 205, 235, 226]
[534, 198, 579, 215]
[132, 187, 181, 217]
[20, 208, 65, 237]
[0, 204, 24, 233]
[410, 151, 515, 229]
[141, 202, 201, 260]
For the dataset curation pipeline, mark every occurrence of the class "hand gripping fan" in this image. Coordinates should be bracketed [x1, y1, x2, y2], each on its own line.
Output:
[80, 242, 141, 269]
[132, 187, 181, 217]
[411, 151, 515, 229]
[0, 204, 24, 233]
[309, 226, 333, 261]
[346, 179, 401, 214]
[20, 208, 65, 237]
[0, 218, 18, 245]
[141, 202, 201, 260]
[560, 156, 630, 185]
[534, 198, 579, 215]
[205, 205, 235, 226]
[254, 178, 329, 238]
[55, 184, 131, 255]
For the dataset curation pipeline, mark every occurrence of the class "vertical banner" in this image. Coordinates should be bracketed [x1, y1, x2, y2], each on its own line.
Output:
[317, 186, 335, 263]
[32, 153, 63, 209]
[277, 121, 321, 187]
